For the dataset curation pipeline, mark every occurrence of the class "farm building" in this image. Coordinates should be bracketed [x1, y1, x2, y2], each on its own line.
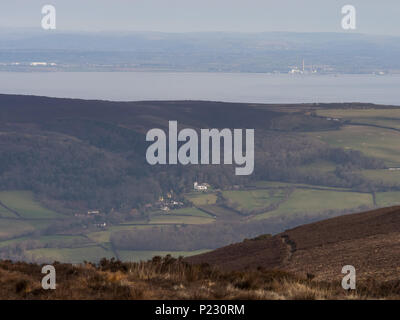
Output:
[194, 182, 209, 191]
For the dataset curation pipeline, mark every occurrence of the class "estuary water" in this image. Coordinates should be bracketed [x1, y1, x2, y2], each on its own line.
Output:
[0, 72, 399, 105]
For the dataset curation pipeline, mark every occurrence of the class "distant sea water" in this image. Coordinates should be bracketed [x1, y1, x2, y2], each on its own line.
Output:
[1, 72, 400, 105]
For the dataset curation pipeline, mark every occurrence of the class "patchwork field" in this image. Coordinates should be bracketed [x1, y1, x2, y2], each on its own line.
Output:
[247, 181, 348, 191]
[1, 175, 400, 264]
[0, 206, 17, 218]
[87, 225, 154, 243]
[375, 191, 400, 207]
[310, 125, 400, 166]
[253, 189, 373, 220]
[0, 189, 218, 263]
[317, 108, 400, 119]
[296, 160, 337, 175]
[222, 189, 286, 212]
[196, 204, 242, 219]
[149, 214, 215, 225]
[360, 169, 400, 185]
[0, 219, 38, 240]
[316, 108, 400, 130]
[0, 191, 63, 219]
[185, 192, 217, 206]
[26, 245, 115, 264]
[159, 207, 213, 218]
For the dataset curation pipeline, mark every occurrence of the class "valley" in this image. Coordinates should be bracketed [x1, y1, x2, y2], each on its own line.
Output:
[0, 95, 400, 264]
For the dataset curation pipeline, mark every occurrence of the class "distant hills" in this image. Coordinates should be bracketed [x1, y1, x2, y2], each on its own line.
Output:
[1, 31, 400, 73]
[188, 206, 400, 282]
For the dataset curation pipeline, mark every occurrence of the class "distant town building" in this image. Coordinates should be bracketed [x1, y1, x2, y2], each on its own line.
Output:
[289, 67, 302, 74]
[289, 59, 318, 74]
[30, 62, 48, 66]
[29, 62, 57, 67]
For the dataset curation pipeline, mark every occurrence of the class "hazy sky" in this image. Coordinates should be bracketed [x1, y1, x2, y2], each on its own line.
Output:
[0, 0, 399, 35]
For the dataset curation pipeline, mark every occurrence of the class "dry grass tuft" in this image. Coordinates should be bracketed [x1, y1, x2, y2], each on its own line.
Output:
[0, 257, 398, 300]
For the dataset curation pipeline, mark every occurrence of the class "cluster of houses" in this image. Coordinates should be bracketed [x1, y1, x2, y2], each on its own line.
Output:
[157, 192, 184, 212]
[94, 222, 107, 229]
[76, 181, 212, 220]
[156, 182, 211, 212]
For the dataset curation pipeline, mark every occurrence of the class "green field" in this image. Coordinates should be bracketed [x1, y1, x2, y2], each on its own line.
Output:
[0, 191, 62, 219]
[317, 108, 400, 117]
[222, 189, 286, 212]
[297, 160, 337, 175]
[185, 192, 217, 206]
[253, 189, 373, 220]
[316, 108, 400, 135]
[149, 214, 215, 225]
[351, 118, 400, 130]
[310, 125, 400, 166]
[26, 245, 115, 263]
[375, 191, 400, 207]
[0, 218, 54, 240]
[86, 231, 112, 243]
[0, 219, 37, 239]
[247, 181, 296, 188]
[87, 225, 154, 243]
[38, 235, 92, 247]
[162, 207, 213, 218]
[0, 234, 91, 248]
[360, 169, 400, 185]
[0, 206, 17, 218]
[316, 108, 400, 125]
[246, 180, 348, 191]
[196, 204, 242, 219]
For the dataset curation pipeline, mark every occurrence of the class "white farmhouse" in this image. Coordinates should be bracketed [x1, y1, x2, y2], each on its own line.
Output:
[194, 182, 208, 191]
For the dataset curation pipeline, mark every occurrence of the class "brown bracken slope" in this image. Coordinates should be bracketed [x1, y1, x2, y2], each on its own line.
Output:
[187, 206, 400, 281]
